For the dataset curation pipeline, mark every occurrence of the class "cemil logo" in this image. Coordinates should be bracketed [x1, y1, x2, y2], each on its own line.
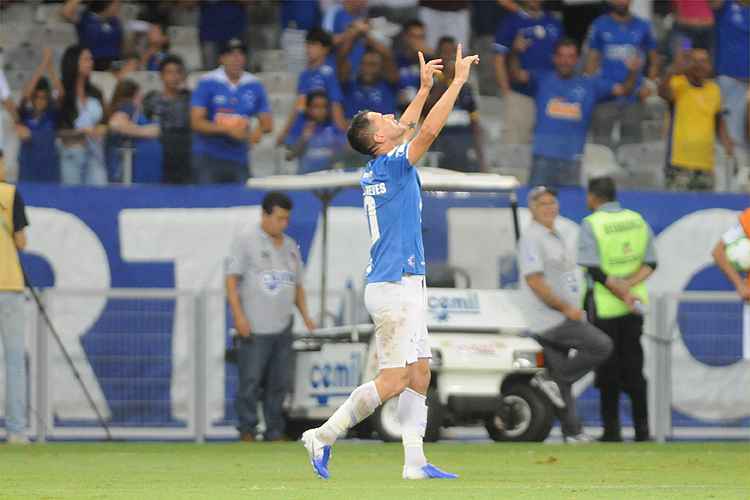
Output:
[428, 292, 481, 321]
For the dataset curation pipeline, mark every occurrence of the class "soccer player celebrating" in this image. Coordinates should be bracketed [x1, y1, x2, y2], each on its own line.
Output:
[302, 43, 479, 481]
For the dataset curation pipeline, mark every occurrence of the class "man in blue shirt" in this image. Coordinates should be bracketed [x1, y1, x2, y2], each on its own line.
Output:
[276, 29, 347, 146]
[584, 0, 660, 149]
[510, 38, 641, 186]
[340, 48, 399, 119]
[62, 0, 124, 71]
[493, 0, 562, 145]
[302, 45, 479, 481]
[324, 0, 369, 77]
[395, 20, 433, 111]
[712, 0, 749, 152]
[190, 38, 273, 183]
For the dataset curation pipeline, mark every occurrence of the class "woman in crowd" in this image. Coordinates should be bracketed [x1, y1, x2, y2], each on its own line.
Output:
[57, 45, 108, 185]
[106, 79, 161, 183]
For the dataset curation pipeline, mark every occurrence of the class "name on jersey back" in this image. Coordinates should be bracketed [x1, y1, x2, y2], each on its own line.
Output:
[363, 182, 387, 196]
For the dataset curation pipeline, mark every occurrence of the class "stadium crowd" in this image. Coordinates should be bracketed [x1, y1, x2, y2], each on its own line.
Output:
[0, 0, 747, 189]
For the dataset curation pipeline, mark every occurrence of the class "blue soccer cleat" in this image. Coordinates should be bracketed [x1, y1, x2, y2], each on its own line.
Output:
[403, 463, 459, 480]
[301, 429, 332, 480]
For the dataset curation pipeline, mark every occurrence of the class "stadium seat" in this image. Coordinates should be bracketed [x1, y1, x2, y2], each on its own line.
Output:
[250, 136, 281, 178]
[257, 72, 297, 95]
[493, 143, 531, 183]
[90, 71, 118, 102]
[128, 71, 162, 96]
[3, 43, 42, 71]
[582, 143, 627, 182]
[616, 142, 666, 189]
[0, 23, 34, 51]
[40, 25, 77, 47]
[171, 44, 202, 72]
[256, 49, 287, 72]
[1, 2, 34, 24]
[35, 3, 64, 24]
[3, 69, 31, 93]
[268, 93, 296, 117]
[166, 26, 199, 47]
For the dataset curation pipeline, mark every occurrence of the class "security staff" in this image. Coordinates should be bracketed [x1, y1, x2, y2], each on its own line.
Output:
[225, 191, 315, 442]
[519, 186, 613, 443]
[0, 156, 30, 444]
[577, 176, 658, 442]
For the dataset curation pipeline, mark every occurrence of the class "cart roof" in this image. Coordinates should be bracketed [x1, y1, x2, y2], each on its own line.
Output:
[247, 168, 519, 193]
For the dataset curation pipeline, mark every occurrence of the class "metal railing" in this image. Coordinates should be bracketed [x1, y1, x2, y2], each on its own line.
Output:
[2, 288, 747, 442]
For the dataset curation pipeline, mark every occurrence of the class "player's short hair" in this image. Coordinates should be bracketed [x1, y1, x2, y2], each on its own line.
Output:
[347, 110, 375, 156]
[306, 28, 333, 49]
[403, 19, 425, 32]
[262, 192, 293, 215]
[554, 37, 579, 54]
[159, 54, 185, 73]
[588, 176, 617, 202]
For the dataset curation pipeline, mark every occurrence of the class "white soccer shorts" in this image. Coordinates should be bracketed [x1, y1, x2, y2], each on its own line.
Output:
[364, 274, 431, 370]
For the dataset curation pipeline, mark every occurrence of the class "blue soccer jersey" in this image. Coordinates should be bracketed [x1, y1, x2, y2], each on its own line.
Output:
[361, 142, 425, 283]
[297, 64, 344, 104]
[530, 71, 615, 161]
[493, 10, 562, 96]
[191, 68, 271, 166]
[587, 13, 655, 102]
[714, 0, 749, 79]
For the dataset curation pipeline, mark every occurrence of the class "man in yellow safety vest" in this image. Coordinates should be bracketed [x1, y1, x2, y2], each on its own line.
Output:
[577, 176, 658, 442]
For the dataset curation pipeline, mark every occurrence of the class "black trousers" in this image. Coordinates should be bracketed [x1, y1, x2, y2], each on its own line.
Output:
[593, 313, 650, 439]
[541, 319, 613, 436]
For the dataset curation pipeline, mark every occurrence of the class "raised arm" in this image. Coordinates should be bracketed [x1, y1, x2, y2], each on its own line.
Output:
[61, 0, 82, 23]
[713, 240, 750, 301]
[407, 45, 477, 164]
[399, 51, 443, 133]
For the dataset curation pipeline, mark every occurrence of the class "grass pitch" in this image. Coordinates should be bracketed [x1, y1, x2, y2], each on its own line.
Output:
[1, 441, 748, 499]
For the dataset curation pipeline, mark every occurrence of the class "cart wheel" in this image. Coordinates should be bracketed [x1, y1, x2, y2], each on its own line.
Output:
[485, 383, 553, 442]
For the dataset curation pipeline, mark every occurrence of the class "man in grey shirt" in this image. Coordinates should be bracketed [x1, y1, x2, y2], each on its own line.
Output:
[226, 191, 316, 442]
[518, 186, 612, 443]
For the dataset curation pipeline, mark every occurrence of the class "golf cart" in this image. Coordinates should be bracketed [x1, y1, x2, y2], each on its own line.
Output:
[247, 169, 556, 442]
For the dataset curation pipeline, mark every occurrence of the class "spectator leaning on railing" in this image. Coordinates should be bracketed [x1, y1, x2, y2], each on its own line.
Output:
[15, 48, 63, 183]
[493, 0, 562, 146]
[106, 79, 161, 183]
[658, 46, 734, 191]
[143, 55, 192, 184]
[584, 0, 660, 149]
[190, 38, 273, 184]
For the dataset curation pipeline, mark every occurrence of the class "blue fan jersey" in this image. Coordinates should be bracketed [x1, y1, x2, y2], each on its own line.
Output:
[361, 142, 425, 283]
